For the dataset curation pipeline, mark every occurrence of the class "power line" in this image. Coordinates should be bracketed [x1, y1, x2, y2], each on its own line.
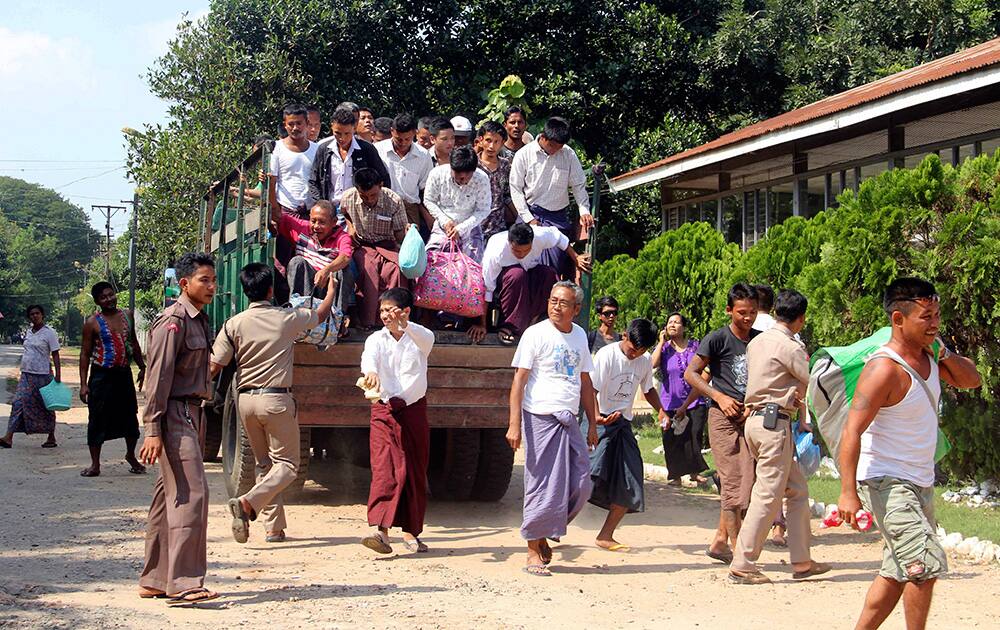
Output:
[0, 159, 123, 163]
[54, 166, 126, 190]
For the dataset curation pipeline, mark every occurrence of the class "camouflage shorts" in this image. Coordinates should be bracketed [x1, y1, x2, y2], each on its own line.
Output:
[859, 476, 948, 583]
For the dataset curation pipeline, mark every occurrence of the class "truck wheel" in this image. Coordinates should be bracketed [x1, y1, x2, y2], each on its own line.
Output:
[202, 409, 223, 462]
[429, 428, 480, 501]
[471, 428, 515, 501]
[286, 427, 312, 495]
[221, 383, 255, 498]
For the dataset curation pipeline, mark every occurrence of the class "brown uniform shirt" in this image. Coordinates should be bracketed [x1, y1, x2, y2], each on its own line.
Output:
[142, 294, 212, 437]
[743, 324, 809, 413]
[210, 301, 318, 390]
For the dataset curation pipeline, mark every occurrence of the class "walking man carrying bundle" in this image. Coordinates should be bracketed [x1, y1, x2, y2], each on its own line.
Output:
[508, 281, 599, 576]
[838, 278, 981, 629]
[137, 253, 218, 605]
[588, 318, 665, 552]
[211, 263, 338, 544]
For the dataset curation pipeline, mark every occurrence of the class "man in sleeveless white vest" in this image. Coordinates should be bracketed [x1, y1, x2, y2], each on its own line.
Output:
[838, 277, 981, 630]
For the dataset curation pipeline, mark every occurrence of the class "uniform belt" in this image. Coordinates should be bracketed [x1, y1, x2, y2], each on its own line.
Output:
[239, 387, 291, 395]
[752, 410, 792, 421]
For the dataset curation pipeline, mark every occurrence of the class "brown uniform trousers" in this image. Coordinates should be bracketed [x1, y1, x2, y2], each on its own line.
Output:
[139, 295, 212, 595]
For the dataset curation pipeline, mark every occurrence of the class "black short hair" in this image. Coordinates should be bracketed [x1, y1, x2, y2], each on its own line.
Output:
[667, 311, 689, 328]
[339, 101, 360, 114]
[239, 262, 273, 301]
[358, 106, 374, 117]
[595, 296, 618, 312]
[283, 103, 308, 120]
[176, 252, 215, 280]
[727, 282, 758, 308]
[626, 318, 658, 351]
[373, 117, 393, 135]
[477, 120, 508, 141]
[391, 113, 417, 133]
[429, 116, 453, 136]
[331, 106, 357, 126]
[540, 116, 572, 144]
[508, 222, 534, 246]
[754, 284, 775, 312]
[774, 289, 808, 323]
[306, 105, 320, 116]
[90, 281, 114, 301]
[450, 145, 478, 172]
[379, 287, 413, 309]
[252, 133, 275, 151]
[25, 304, 45, 317]
[354, 167, 382, 191]
[884, 277, 938, 317]
[418, 116, 434, 131]
[504, 106, 526, 122]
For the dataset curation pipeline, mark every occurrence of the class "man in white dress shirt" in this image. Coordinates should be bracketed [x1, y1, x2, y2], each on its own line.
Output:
[375, 113, 434, 235]
[423, 145, 492, 262]
[359, 288, 435, 555]
[509, 117, 593, 278]
[469, 223, 591, 345]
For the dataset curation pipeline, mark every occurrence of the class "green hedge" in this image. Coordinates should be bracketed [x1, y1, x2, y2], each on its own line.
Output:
[593, 152, 1000, 480]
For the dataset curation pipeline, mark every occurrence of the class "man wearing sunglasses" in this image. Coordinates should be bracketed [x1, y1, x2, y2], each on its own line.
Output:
[588, 296, 620, 353]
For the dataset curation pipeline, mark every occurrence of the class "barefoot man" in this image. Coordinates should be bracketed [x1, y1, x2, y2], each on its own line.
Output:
[137, 253, 219, 605]
[588, 318, 664, 552]
[508, 281, 599, 576]
[838, 278, 980, 629]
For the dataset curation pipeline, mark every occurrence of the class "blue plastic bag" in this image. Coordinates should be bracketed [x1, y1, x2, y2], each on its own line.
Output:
[794, 427, 821, 479]
[39, 379, 72, 411]
[399, 225, 427, 280]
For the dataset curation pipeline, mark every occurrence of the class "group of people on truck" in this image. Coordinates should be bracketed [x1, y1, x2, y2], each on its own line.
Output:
[257, 102, 592, 344]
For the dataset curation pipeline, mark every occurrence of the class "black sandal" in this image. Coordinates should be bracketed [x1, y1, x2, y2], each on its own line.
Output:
[497, 326, 518, 346]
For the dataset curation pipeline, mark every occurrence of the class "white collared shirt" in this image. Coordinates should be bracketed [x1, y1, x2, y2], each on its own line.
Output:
[374, 139, 433, 204]
[422, 165, 492, 238]
[322, 136, 360, 204]
[360, 322, 435, 405]
[480, 226, 568, 302]
[509, 139, 590, 223]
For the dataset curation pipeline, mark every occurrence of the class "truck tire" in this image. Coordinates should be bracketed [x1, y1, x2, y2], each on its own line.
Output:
[471, 428, 515, 501]
[429, 428, 480, 501]
[221, 382, 255, 498]
[202, 409, 223, 462]
[286, 427, 312, 495]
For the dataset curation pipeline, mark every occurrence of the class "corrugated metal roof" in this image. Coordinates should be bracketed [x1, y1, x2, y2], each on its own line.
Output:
[612, 37, 1000, 185]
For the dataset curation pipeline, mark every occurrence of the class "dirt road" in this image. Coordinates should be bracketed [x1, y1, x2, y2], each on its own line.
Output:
[0, 344, 997, 629]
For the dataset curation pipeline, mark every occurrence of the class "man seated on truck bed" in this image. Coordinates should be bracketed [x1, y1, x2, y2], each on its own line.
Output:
[270, 199, 354, 316]
[340, 167, 411, 330]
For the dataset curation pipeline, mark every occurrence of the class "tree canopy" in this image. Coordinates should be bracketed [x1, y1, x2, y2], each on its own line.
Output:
[127, 0, 999, 269]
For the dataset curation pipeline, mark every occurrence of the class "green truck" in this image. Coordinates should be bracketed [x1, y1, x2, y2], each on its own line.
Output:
[198, 145, 599, 502]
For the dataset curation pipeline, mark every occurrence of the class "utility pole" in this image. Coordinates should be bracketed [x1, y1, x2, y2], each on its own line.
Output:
[92, 204, 126, 279]
[121, 194, 139, 314]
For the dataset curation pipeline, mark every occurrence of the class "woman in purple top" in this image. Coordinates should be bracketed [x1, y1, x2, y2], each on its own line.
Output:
[650, 312, 708, 486]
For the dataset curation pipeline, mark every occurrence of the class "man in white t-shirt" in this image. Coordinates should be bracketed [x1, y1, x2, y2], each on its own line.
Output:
[588, 318, 666, 552]
[838, 278, 980, 630]
[268, 103, 318, 217]
[508, 281, 598, 576]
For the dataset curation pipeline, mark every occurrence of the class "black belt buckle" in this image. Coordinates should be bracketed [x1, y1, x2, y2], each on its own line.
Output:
[762, 403, 780, 430]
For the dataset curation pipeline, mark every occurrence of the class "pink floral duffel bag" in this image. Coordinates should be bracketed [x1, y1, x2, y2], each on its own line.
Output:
[413, 242, 486, 317]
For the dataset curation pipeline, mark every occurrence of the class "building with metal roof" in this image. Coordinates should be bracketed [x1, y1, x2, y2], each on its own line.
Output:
[610, 37, 1000, 249]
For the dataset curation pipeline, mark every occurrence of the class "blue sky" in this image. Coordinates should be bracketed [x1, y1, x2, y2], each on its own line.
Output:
[1, 1, 208, 235]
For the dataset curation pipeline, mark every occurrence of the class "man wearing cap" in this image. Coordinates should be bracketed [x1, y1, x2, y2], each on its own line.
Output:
[451, 115, 474, 148]
[211, 264, 338, 544]
[509, 116, 593, 279]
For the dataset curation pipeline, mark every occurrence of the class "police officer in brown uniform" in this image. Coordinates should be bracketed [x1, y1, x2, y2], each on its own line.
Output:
[728, 289, 830, 585]
[211, 262, 337, 543]
[137, 252, 219, 605]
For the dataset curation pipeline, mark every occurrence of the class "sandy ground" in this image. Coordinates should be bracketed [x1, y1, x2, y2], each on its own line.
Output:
[1, 344, 998, 629]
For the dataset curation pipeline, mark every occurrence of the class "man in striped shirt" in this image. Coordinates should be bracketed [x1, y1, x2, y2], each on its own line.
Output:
[272, 200, 353, 311]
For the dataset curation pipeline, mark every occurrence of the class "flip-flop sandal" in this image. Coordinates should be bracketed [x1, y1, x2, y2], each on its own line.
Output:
[402, 538, 429, 553]
[523, 564, 551, 577]
[601, 543, 631, 553]
[41, 441, 57, 448]
[706, 549, 734, 564]
[792, 562, 832, 580]
[80, 468, 100, 477]
[166, 588, 220, 606]
[497, 327, 518, 346]
[728, 570, 772, 585]
[265, 531, 286, 543]
[227, 498, 250, 544]
[128, 463, 147, 474]
[0, 439, 11, 449]
[361, 533, 393, 555]
[138, 588, 167, 599]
